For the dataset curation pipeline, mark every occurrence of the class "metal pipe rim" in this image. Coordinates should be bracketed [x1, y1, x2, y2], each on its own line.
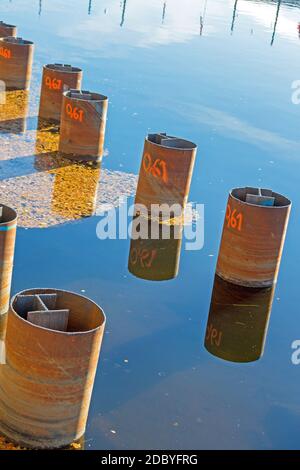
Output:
[0, 22, 16, 28]
[44, 63, 82, 74]
[230, 187, 291, 209]
[10, 288, 106, 336]
[0, 204, 17, 226]
[0, 37, 34, 46]
[63, 89, 108, 102]
[145, 134, 197, 151]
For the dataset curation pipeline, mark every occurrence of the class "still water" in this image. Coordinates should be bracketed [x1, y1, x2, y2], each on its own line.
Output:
[0, 0, 300, 450]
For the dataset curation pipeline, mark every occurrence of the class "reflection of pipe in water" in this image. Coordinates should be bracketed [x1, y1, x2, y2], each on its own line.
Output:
[120, 0, 127, 27]
[88, 0, 92, 15]
[128, 217, 183, 281]
[0, 90, 29, 134]
[35, 127, 101, 220]
[51, 161, 101, 219]
[271, 0, 282, 46]
[204, 275, 275, 363]
[0, 288, 106, 449]
[231, 0, 238, 33]
[38, 0, 42, 16]
[35, 122, 60, 159]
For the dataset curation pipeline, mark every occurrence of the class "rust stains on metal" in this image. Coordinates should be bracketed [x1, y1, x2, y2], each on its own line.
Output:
[0, 288, 106, 449]
[59, 89, 108, 163]
[216, 187, 291, 288]
[135, 133, 197, 213]
[39, 64, 82, 124]
[128, 217, 183, 281]
[0, 37, 34, 90]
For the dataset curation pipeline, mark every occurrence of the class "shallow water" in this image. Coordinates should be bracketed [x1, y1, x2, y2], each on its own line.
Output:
[0, 0, 300, 450]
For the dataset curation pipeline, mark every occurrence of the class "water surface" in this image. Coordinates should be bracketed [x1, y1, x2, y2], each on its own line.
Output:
[1, 0, 300, 450]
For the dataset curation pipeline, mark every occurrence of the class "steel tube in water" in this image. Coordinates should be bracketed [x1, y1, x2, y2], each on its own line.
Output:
[0, 37, 34, 90]
[216, 187, 291, 288]
[0, 288, 106, 449]
[134, 133, 197, 214]
[59, 89, 108, 163]
[39, 64, 82, 124]
[128, 217, 183, 281]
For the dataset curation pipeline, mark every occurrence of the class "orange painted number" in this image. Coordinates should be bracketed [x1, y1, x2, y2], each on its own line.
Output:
[0, 47, 11, 59]
[130, 247, 157, 269]
[206, 323, 222, 347]
[66, 103, 84, 123]
[226, 204, 243, 232]
[143, 153, 168, 184]
[45, 76, 62, 90]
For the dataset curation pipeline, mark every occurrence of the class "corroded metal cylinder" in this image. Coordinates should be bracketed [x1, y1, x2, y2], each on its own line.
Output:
[135, 133, 197, 214]
[0, 288, 106, 449]
[0, 205, 17, 316]
[0, 37, 34, 90]
[0, 21, 17, 38]
[59, 89, 108, 163]
[204, 275, 275, 363]
[216, 187, 291, 287]
[128, 218, 183, 281]
[39, 64, 82, 124]
[0, 89, 29, 134]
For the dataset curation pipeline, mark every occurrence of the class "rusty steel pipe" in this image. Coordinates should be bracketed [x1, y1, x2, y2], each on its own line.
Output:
[59, 89, 108, 163]
[0, 37, 34, 90]
[134, 133, 197, 214]
[0, 22, 17, 38]
[216, 187, 291, 288]
[39, 64, 82, 124]
[128, 218, 183, 281]
[204, 275, 275, 363]
[0, 288, 106, 449]
[0, 89, 29, 134]
[0, 205, 17, 316]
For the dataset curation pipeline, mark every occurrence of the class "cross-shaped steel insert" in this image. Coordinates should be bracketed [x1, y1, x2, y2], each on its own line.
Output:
[14, 293, 69, 332]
